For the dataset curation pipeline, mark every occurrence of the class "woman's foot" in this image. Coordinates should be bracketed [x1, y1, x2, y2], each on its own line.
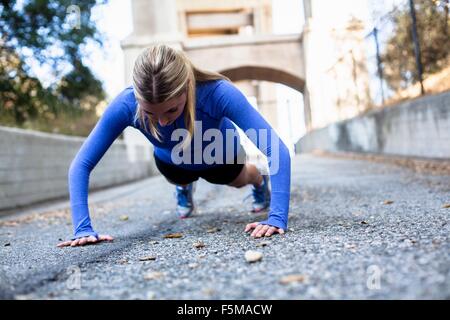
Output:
[251, 175, 271, 212]
[175, 183, 195, 218]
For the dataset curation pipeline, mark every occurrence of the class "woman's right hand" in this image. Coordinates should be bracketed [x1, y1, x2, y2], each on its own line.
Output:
[57, 234, 114, 248]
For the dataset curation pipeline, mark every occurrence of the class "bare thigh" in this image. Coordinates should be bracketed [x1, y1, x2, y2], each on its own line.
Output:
[228, 163, 261, 188]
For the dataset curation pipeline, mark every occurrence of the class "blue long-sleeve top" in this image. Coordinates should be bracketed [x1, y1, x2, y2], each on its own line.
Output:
[68, 80, 291, 239]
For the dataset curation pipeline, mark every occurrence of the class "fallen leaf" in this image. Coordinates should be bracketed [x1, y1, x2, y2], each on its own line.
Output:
[193, 241, 205, 249]
[143, 271, 164, 280]
[206, 227, 221, 233]
[163, 233, 183, 239]
[400, 237, 416, 245]
[383, 200, 394, 205]
[245, 250, 263, 263]
[203, 288, 215, 296]
[442, 204, 450, 209]
[256, 241, 271, 247]
[139, 256, 157, 261]
[146, 291, 156, 300]
[279, 274, 308, 285]
[432, 239, 441, 245]
[4, 243, 11, 247]
[119, 215, 129, 221]
[117, 259, 128, 265]
[1, 221, 19, 227]
[360, 221, 369, 225]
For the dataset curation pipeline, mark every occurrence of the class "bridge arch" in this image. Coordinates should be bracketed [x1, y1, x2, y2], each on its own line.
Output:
[219, 65, 305, 94]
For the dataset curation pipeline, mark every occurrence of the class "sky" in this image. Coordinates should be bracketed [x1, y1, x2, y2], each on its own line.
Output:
[86, 0, 133, 98]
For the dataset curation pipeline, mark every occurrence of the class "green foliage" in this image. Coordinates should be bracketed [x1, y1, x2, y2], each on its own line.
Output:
[57, 58, 106, 111]
[0, 0, 107, 135]
[382, 0, 450, 90]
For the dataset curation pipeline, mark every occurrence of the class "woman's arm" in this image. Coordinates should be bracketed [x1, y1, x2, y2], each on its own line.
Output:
[67, 91, 132, 241]
[211, 81, 291, 231]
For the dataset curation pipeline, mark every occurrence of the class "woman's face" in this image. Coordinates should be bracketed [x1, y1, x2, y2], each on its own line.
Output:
[140, 92, 187, 127]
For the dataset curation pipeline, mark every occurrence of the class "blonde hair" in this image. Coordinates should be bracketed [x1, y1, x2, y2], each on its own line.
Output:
[132, 44, 230, 147]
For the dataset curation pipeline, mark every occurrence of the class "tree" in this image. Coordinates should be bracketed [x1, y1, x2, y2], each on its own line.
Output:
[381, 0, 450, 91]
[0, 0, 106, 129]
[57, 58, 105, 112]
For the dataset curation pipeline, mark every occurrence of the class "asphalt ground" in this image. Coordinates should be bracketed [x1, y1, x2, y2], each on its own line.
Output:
[1, 153, 449, 299]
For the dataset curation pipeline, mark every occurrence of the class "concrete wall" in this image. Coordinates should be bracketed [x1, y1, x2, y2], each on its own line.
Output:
[296, 91, 450, 159]
[0, 126, 156, 211]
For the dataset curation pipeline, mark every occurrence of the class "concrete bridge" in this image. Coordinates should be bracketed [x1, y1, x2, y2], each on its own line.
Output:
[184, 34, 306, 93]
[122, 29, 305, 93]
[121, 0, 313, 134]
[121, 0, 375, 135]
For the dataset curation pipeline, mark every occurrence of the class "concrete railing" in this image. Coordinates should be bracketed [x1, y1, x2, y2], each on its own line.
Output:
[0, 126, 156, 211]
[296, 90, 450, 159]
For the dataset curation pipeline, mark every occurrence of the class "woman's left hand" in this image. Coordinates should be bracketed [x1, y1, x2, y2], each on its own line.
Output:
[244, 222, 285, 238]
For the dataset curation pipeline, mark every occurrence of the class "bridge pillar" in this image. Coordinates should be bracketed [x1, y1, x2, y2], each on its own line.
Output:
[123, 0, 182, 85]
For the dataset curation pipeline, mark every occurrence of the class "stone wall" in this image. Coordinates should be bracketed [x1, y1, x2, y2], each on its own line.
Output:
[296, 91, 450, 159]
[0, 126, 156, 211]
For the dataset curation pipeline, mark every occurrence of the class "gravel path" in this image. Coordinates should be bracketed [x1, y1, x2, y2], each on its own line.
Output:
[1, 154, 449, 299]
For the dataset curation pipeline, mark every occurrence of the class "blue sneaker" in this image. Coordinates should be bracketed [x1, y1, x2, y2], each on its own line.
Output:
[175, 183, 195, 219]
[251, 175, 271, 212]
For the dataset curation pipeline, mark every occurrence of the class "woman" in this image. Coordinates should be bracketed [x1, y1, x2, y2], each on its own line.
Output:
[57, 44, 291, 248]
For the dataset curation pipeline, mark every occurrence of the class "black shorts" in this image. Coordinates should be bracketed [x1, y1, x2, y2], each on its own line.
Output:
[154, 149, 246, 185]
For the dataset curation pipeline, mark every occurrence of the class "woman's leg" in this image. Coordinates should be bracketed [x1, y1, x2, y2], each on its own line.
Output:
[165, 178, 188, 187]
[153, 153, 198, 186]
[229, 163, 271, 213]
[228, 163, 263, 188]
